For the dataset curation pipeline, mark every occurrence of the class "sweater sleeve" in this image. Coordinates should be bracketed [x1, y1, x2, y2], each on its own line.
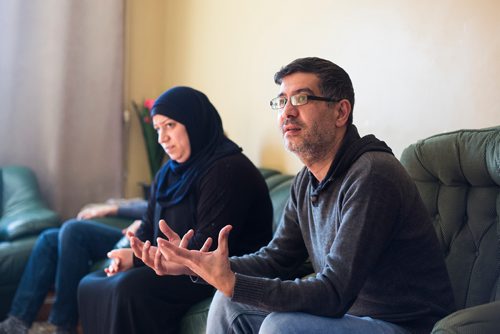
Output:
[116, 200, 148, 220]
[230, 156, 404, 317]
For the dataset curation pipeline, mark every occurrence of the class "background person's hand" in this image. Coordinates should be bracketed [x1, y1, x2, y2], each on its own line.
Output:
[77, 204, 119, 220]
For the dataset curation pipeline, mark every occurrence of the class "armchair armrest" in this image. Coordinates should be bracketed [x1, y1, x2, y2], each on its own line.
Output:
[432, 300, 500, 334]
[0, 208, 59, 241]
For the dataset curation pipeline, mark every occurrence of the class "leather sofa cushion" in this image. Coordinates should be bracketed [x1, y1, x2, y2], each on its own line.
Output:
[0, 166, 59, 241]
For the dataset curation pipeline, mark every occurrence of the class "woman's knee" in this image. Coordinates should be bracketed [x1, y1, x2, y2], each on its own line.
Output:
[77, 273, 94, 297]
[82, 270, 144, 302]
[77, 271, 114, 302]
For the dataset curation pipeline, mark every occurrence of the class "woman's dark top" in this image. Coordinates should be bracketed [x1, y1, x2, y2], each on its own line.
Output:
[135, 152, 273, 258]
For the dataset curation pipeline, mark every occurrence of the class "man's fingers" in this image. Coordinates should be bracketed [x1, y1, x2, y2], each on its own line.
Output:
[154, 249, 165, 275]
[158, 220, 179, 241]
[142, 240, 153, 265]
[200, 237, 213, 252]
[217, 225, 233, 256]
[179, 229, 194, 249]
[130, 237, 145, 259]
[157, 238, 191, 264]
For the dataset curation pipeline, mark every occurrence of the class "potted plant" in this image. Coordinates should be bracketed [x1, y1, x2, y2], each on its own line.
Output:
[131, 99, 165, 199]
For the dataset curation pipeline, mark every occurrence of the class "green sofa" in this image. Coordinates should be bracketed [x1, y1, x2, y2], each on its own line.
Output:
[0, 166, 60, 320]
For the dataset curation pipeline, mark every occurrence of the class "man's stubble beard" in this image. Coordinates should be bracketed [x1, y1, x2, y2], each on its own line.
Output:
[283, 120, 336, 163]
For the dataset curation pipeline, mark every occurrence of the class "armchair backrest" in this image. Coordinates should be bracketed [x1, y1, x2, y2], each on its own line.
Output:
[259, 168, 295, 232]
[400, 126, 500, 310]
[1, 166, 44, 217]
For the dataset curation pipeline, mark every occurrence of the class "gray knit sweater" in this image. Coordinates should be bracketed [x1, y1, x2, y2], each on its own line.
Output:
[230, 147, 455, 333]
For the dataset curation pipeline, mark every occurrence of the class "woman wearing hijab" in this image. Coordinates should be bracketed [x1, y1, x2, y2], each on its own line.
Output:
[77, 86, 273, 334]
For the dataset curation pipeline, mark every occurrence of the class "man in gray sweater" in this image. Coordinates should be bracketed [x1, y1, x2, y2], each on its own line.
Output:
[131, 57, 455, 333]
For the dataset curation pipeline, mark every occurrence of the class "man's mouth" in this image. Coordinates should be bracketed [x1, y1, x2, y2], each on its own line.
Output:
[282, 121, 302, 136]
[284, 126, 300, 134]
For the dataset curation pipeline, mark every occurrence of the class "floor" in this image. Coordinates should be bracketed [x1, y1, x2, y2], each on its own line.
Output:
[32, 293, 83, 334]
[29, 322, 56, 334]
[29, 322, 83, 334]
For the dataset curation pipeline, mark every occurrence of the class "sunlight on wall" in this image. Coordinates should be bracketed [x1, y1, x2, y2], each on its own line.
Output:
[125, 0, 500, 196]
[124, 0, 167, 197]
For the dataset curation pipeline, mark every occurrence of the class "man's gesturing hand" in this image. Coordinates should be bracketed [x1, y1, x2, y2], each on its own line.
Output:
[129, 219, 212, 277]
[157, 225, 235, 297]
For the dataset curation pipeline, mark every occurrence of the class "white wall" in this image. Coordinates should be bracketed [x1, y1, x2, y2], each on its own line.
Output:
[126, 0, 500, 195]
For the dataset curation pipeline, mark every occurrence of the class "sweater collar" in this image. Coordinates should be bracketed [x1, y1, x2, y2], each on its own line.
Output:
[309, 124, 393, 195]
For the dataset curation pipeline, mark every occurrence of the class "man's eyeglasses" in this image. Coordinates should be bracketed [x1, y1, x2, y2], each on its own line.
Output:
[269, 94, 340, 110]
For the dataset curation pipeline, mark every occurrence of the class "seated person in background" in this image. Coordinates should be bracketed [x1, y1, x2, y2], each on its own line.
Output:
[0, 200, 147, 334]
[77, 199, 147, 221]
[77, 86, 273, 334]
[136, 58, 456, 334]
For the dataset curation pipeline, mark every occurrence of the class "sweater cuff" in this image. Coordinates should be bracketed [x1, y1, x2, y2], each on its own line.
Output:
[232, 273, 266, 306]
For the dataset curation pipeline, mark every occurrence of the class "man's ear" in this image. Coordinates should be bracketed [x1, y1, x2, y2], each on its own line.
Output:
[335, 100, 351, 127]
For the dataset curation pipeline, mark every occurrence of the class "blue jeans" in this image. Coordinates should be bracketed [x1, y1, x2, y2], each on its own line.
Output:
[9, 219, 122, 328]
[207, 291, 411, 334]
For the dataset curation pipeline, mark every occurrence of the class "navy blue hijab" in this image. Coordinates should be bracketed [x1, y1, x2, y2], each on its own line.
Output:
[151, 86, 241, 208]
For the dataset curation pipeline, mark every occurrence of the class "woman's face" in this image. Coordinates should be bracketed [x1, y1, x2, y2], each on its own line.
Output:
[153, 114, 191, 163]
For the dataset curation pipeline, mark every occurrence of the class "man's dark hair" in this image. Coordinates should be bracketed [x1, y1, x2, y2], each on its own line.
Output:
[274, 57, 355, 124]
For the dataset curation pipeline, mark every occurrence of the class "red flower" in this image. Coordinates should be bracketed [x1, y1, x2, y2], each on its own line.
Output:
[143, 115, 151, 124]
[144, 99, 155, 110]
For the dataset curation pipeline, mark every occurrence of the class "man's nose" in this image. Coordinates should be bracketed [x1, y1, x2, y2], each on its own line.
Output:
[282, 99, 298, 118]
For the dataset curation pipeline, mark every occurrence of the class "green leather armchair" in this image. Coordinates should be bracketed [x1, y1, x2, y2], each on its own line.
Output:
[0, 166, 60, 320]
[400, 126, 500, 333]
